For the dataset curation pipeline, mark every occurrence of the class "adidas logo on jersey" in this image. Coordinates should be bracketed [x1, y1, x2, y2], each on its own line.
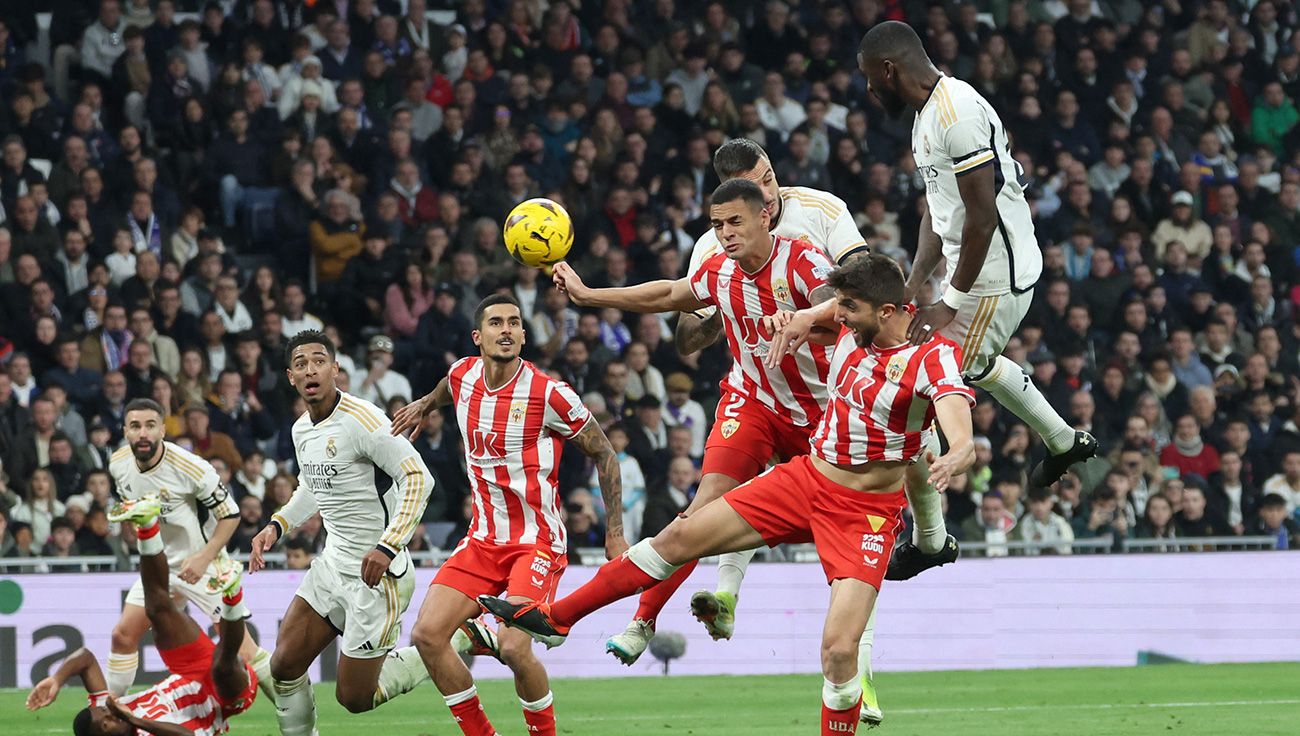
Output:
[359, 641, 374, 651]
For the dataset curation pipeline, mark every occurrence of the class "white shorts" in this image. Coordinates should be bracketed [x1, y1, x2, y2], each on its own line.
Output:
[124, 565, 224, 622]
[937, 290, 1033, 380]
[295, 552, 416, 660]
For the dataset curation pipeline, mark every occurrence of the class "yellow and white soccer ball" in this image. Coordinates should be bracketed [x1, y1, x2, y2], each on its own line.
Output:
[502, 197, 574, 268]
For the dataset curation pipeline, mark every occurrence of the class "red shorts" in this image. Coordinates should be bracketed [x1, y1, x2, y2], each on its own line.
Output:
[723, 455, 907, 589]
[433, 537, 568, 603]
[158, 634, 258, 718]
[702, 388, 814, 482]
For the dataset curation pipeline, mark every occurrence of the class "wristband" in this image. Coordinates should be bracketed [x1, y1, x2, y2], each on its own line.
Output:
[375, 543, 397, 559]
[940, 286, 974, 311]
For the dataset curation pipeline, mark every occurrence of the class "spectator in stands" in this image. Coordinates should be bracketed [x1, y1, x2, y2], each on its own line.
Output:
[354, 334, 412, 408]
[10, 467, 65, 547]
[1252, 493, 1300, 550]
[1176, 485, 1228, 538]
[206, 369, 274, 458]
[181, 403, 240, 470]
[1018, 486, 1075, 555]
[961, 491, 1017, 558]
[1262, 451, 1300, 514]
[1136, 494, 1179, 548]
[1160, 414, 1221, 482]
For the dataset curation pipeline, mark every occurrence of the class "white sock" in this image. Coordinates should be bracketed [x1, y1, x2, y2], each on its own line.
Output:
[976, 355, 1075, 453]
[250, 647, 274, 699]
[520, 690, 554, 712]
[905, 460, 947, 555]
[857, 607, 877, 682]
[629, 539, 681, 580]
[220, 591, 249, 621]
[444, 684, 479, 707]
[273, 673, 317, 736]
[136, 523, 164, 556]
[373, 646, 429, 708]
[822, 676, 864, 711]
[715, 548, 757, 598]
[106, 651, 138, 696]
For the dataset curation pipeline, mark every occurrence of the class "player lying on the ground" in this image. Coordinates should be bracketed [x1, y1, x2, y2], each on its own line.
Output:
[26, 496, 257, 736]
[106, 399, 272, 700]
[391, 294, 627, 736]
[246, 329, 445, 736]
[483, 253, 976, 736]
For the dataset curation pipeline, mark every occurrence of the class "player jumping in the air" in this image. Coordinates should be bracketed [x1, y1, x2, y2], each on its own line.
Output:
[27, 496, 257, 735]
[483, 254, 976, 736]
[107, 399, 272, 700]
[390, 294, 627, 736]
[246, 330, 437, 736]
[849, 21, 1097, 579]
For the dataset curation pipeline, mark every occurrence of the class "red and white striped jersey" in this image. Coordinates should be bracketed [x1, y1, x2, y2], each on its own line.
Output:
[92, 675, 227, 735]
[688, 235, 835, 427]
[812, 327, 975, 465]
[448, 357, 592, 554]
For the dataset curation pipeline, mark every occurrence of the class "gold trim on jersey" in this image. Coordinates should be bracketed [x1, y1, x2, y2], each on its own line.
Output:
[166, 450, 207, 484]
[933, 81, 958, 130]
[381, 457, 426, 549]
[338, 397, 382, 433]
[111, 446, 132, 463]
[783, 190, 842, 218]
[953, 149, 996, 175]
[961, 296, 1000, 372]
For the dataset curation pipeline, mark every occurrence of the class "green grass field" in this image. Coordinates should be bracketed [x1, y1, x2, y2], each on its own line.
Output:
[6, 662, 1299, 735]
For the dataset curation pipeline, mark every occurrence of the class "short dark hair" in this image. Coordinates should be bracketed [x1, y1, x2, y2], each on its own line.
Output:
[285, 536, 312, 553]
[712, 138, 768, 179]
[285, 329, 336, 363]
[72, 706, 96, 736]
[124, 398, 165, 417]
[827, 253, 905, 307]
[1260, 493, 1288, 510]
[473, 294, 521, 329]
[710, 177, 766, 211]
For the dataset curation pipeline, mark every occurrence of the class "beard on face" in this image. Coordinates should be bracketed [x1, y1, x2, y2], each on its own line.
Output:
[132, 437, 159, 461]
[873, 82, 907, 120]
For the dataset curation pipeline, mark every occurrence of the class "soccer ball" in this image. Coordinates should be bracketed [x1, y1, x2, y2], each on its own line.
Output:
[503, 198, 574, 268]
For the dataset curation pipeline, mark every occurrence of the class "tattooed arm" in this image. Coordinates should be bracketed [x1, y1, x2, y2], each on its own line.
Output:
[569, 419, 628, 559]
[674, 310, 724, 356]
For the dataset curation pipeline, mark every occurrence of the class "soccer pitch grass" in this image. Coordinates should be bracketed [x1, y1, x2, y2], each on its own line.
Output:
[6, 662, 1299, 735]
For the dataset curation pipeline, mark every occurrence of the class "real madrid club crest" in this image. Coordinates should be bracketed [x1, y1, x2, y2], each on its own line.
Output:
[885, 354, 908, 384]
[720, 418, 740, 439]
[325, 437, 337, 458]
[772, 278, 791, 303]
[923, 134, 931, 156]
[510, 400, 528, 423]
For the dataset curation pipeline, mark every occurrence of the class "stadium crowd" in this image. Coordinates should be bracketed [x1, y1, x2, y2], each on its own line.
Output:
[1, 0, 1300, 570]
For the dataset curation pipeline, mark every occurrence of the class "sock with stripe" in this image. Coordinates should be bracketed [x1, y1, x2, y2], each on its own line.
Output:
[633, 559, 697, 623]
[974, 355, 1076, 454]
[249, 647, 274, 700]
[106, 651, 138, 696]
[221, 587, 250, 621]
[821, 677, 863, 735]
[445, 685, 498, 736]
[373, 646, 428, 708]
[135, 521, 164, 556]
[273, 673, 317, 736]
[520, 691, 556, 736]
[716, 548, 757, 597]
[551, 540, 679, 627]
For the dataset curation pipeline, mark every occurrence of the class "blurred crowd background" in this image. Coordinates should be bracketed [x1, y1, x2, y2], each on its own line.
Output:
[2, 0, 1300, 571]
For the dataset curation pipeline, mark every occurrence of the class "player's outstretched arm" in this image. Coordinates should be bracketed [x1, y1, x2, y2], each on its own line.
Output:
[927, 394, 976, 492]
[552, 262, 706, 314]
[674, 310, 724, 356]
[569, 419, 628, 560]
[390, 376, 452, 439]
[365, 428, 435, 586]
[180, 473, 240, 584]
[26, 647, 105, 710]
[905, 208, 943, 304]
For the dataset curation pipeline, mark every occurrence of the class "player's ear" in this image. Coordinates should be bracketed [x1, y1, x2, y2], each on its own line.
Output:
[471, 328, 481, 346]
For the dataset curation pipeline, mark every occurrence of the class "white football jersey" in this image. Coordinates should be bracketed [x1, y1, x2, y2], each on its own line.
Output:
[686, 186, 869, 316]
[110, 443, 239, 571]
[274, 391, 432, 575]
[911, 74, 1042, 297]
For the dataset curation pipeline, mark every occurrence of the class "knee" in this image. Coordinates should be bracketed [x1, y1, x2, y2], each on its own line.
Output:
[110, 625, 139, 653]
[336, 686, 373, 714]
[497, 637, 536, 671]
[411, 621, 450, 657]
[269, 651, 306, 682]
[651, 528, 687, 565]
[820, 637, 857, 676]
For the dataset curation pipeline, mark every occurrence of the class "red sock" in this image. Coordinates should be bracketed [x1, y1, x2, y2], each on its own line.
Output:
[137, 521, 160, 539]
[634, 559, 697, 623]
[521, 703, 556, 735]
[821, 699, 861, 735]
[448, 692, 496, 736]
[550, 554, 661, 626]
[221, 588, 243, 607]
